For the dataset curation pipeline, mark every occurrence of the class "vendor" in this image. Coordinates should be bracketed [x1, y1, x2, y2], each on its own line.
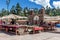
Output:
[10, 19, 16, 25]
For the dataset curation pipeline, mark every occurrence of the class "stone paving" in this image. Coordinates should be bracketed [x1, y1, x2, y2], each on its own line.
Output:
[0, 28, 60, 40]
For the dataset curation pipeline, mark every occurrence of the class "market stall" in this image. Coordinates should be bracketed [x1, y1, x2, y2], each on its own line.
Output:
[0, 14, 28, 35]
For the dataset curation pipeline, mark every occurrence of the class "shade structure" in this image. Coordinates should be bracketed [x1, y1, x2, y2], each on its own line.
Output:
[2, 14, 28, 19]
[56, 24, 60, 28]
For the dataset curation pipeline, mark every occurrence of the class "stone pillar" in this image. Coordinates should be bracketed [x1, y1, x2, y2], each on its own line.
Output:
[28, 10, 34, 25]
[39, 8, 45, 24]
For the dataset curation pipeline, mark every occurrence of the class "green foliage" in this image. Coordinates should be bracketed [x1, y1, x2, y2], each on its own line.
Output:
[23, 7, 29, 16]
[1, 2, 60, 17]
[45, 6, 60, 16]
[10, 5, 16, 14]
[34, 8, 39, 15]
[15, 3, 22, 15]
[0, 8, 9, 16]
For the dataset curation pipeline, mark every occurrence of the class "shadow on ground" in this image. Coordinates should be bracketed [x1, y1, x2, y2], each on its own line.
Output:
[0, 31, 33, 36]
[48, 31, 60, 34]
[0, 31, 16, 36]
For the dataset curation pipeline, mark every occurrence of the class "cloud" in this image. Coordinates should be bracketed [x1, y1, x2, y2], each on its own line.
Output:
[29, 0, 52, 8]
[53, 1, 60, 8]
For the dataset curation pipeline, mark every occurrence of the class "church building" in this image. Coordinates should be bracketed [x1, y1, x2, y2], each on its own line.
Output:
[28, 8, 45, 26]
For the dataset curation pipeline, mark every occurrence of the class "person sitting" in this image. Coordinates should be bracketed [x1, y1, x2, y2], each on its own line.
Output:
[2, 21, 6, 25]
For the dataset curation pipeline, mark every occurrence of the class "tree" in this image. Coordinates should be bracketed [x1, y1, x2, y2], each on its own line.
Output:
[53, 9, 56, 16]
[20, 11, 25, 16]
[1, 8, 8, 16]
[15, 3, 22, 15]
[34, 8, 38, 15]
[10, 5, 16, 14]
[49, 10, 52, 16]
[45, 6, 49, 15]
[46, 6, 53, 16]
[56, 7, 60, 16]
[23, 7, 29, 16]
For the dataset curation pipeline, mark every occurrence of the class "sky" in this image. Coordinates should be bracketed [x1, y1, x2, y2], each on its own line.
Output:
[0, 0, 60, 10]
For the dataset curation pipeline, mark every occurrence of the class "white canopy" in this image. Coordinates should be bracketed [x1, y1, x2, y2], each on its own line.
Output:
[2, 14, 28, 19]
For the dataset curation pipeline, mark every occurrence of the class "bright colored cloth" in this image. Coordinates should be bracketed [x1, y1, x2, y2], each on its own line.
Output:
[39, 27, 44, 30]
[33, 27, 44, 30]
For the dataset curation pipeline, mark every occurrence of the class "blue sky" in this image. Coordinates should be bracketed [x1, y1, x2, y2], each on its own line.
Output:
[0, 0, 60, 10]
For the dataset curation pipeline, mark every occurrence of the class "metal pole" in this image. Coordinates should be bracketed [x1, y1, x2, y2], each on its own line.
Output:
[7, 4, 9, 15]
[6, 0, 10, 15]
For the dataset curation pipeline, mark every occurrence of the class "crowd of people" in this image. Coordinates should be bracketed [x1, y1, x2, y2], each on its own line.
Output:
[0, 19, 18, 25]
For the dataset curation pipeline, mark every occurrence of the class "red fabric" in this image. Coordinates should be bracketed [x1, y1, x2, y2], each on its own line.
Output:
[33, 27, 44, 30]
[0, 20, 2, 24]
[39, 27, 44, 30]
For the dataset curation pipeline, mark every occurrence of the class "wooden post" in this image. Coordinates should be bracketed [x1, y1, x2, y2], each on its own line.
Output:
[6, 27, 8, 32]
[15, 28, 18, 35]
[0, 26, 2, 30]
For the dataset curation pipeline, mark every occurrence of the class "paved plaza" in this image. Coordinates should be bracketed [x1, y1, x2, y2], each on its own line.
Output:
[0, 30, 60, 40]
